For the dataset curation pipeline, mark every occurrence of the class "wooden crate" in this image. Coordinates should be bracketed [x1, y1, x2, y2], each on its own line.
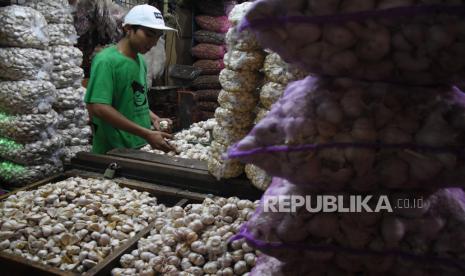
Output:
[0, 169, 207, 276]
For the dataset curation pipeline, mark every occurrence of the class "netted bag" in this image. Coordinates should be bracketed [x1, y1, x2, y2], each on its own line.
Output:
[259, 82, 285, 109]
[61, 145, 91, 163]
[57, 126, 91, 146]
[193, 89, 220, 101]
[0, 160, 62, 187]
[0, 5, 49, 49]
[195, 15, 231, 33]
[0, 80, 56, 115]
[49, 45, 83, 71]
[0, 110, 58, 143]
[47, 23, 78, 46]
[51, 66, 84, 89]
[254, 107, 269, 124]
[226, 25, 261, 51]
[224, 50, 265, 71]
[57, 107, 89, 129]
[208, 141, 244, 179]
[229, 76, 465, 191]
[194, 30, 226, 45]
[192, 75, 222, 90]
[245, 164, 271, 191]
[191, 43, 226, 60]
[193, 59, 225, 75]
[243, 0, 465, 85]
[215, 107, 255, 130]
[229, 2, 254, 26]
[219, 68, 262, 92]
[213, 124, 248, 145]
[263, 52, 308, 85]
[0, 48, 52, 81]
[0, 135, 64, 165]
[54, 86, 86, 110]
[22, 0, 74, 24]
[218, 89, 258, 113]
[195, 0, 236, 16]
[235, 178, 465, 275]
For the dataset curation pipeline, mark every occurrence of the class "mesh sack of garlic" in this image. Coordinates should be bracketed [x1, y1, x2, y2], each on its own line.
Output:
[112, 197, 258, 275]
[0, 135, 64, 165]
[229, 1, 254, 26]
[0, 80, 56, 115]
[229, 76, 465, 191]
[194, 30, 226, 45]
[61, 145, 91, 163]
[245, 164, 271, 191]
[49, 46, 83, 71]
[224, 49, 266, 71]
[57, 125, 91, 146]
[53, 86, 86, 110]
[0, 5, 49, 49]
[0, 48, 52, 81]
[263, 52, 308, 85]
[212, 124, 249, 146]
[259, 81, 285, 110]
[243, 0, 465, 85]
[57, 107, 89, 129]
[226, 25, 261, 52]
[51, 67, 84, 89]
[22, 0, 74, 24]
[234, 177, 465, 275]
[254, 106, 269, 124]
[0, 177, 167, 272]
[0, 110, 59, 143]
[0, 160, 61, 186]
[47, 24, 78, 46]
[208, 141, 245, 179]
[218, 89, 258, 113]
[215, 107, 255, 130]
[219, 68, 262, 93]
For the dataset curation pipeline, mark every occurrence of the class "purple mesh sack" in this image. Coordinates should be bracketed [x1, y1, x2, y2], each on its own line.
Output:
[228, 76, 465, 191]
[240, 0, 465, 85]
[195, 15, 231, 33]
[232, 177, 465, 275]
[193, 59, 225, 75]
[191, 43, 226, 60]
[194, 30, 226, 45]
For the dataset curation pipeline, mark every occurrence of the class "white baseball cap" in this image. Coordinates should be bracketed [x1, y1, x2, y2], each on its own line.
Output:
[123, 4, 177, 32]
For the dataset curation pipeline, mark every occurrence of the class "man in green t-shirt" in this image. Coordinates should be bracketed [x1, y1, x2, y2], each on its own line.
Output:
[84, 4, 177, 154]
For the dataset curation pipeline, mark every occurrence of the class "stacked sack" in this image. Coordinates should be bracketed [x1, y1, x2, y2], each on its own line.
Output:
[246, 51, 307, 191]
[228, 1, 465, 275]
[0, 5, 64, 186]
[191, 0, 236, 121]
[22, 0, 92, 162]
[207, 2, 265, 180]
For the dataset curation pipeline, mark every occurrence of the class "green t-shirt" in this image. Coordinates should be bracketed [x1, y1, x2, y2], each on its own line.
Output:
[84, 45, 151, 154]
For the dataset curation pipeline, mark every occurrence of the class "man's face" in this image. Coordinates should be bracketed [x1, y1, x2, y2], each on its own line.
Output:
[128, 26, 163, 54]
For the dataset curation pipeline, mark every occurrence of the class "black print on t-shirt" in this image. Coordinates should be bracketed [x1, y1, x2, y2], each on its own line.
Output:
[131, 81, 147, 107]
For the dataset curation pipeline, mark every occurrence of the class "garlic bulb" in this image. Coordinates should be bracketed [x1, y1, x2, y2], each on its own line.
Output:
[0, 5, 49, 49]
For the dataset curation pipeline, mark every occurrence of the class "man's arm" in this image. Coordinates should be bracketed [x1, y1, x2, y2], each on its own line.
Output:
[87, 103, 175, 152]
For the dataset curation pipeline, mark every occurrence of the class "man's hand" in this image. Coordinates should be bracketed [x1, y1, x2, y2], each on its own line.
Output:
[144, 130, 175, 153]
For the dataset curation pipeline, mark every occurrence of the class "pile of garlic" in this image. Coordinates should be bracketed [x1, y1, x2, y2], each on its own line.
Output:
[245, 52, 308, 191]
[141, 119, 217, 161]
[209, 2, 265, 180]
[112, 196, 259, 276]
[0, 177, 166, 272]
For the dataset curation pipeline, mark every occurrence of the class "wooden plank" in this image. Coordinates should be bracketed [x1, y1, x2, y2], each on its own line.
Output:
[0, 252, 76, 276]
[83, 220, 157, 276]
[107, 148, 208, 171]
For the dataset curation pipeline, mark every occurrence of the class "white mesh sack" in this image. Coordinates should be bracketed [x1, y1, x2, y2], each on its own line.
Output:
[263, 52, 308, 85]
[51, 66, 84, 89]
[245, 163, 272, 191]
[0, 110, 59, 143]
[259, 81, 285, 110]
[217, 89, 258, 113]
[0, 48, 52, 81]
[0, 80, 56, 114]
[22, 0, 74, 24]
[0, 135, 64, 166]
[49, 45, 83, 71]
[57, 106, 89, 129]
[47, 23, 78, 46]
[53, 86, 86, 110]
[219, 68, 262, 92]
[57, 125, 91, 146]
[0, 5, 49, 49]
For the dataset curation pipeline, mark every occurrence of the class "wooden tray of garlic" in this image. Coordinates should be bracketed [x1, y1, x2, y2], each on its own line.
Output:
[0, 169, 209, 275]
